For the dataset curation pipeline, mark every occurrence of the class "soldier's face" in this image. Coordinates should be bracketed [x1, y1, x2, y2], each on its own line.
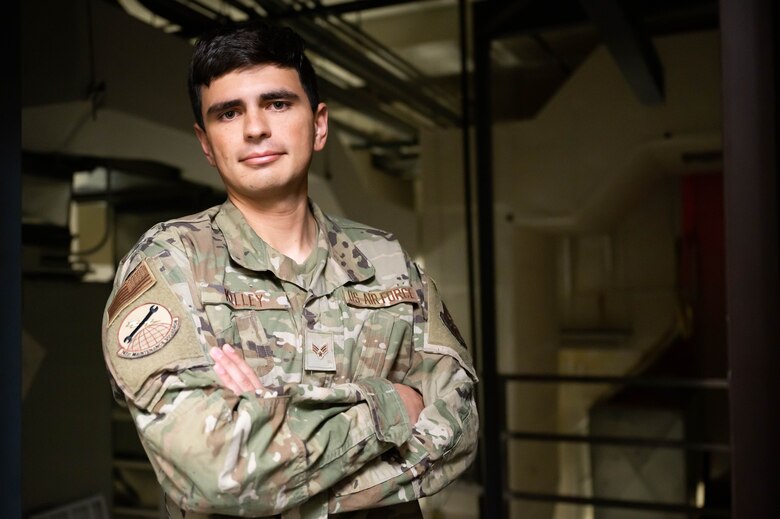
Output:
[194, 64, 328, 204]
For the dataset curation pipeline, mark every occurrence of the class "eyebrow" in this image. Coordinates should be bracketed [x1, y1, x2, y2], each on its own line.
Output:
[206, 99, 243, 116]
[205, 89, 302, 117]
[260, 89, 301, 102]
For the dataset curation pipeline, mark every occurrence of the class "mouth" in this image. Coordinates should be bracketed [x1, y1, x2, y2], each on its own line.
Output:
[239, 151, 284, 165]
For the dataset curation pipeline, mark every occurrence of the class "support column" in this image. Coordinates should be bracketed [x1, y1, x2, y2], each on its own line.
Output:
[473, 2, 505, 517]
[720, 0, 780, 516]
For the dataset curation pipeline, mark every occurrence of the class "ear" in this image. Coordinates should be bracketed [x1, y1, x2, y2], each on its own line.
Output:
[312, 103, 328, 152]
[194, 123, 216, 167]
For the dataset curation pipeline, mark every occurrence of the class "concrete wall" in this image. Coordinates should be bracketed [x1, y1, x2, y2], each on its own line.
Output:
[493, 31, 721, 231]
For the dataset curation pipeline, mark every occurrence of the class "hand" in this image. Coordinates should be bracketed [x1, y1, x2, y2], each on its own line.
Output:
[209, 344, 264, 395]
[393, 383, 424, 425]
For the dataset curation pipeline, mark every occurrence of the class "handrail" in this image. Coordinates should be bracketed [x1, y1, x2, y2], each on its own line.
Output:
[506, 490, 730, 516]
[504, 431, 730, 453]
[501, 373, 729, 389]
[499, 373, 731, 516]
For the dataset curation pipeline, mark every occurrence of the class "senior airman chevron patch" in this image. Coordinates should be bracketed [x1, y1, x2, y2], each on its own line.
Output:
[305, 331, 336, 371]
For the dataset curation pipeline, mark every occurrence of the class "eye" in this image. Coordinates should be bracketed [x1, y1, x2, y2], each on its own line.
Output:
[220, 109, 238, 120]
[270, 101, 289, 111]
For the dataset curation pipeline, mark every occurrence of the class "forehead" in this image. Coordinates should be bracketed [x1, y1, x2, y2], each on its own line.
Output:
[201, 64, 305, 100]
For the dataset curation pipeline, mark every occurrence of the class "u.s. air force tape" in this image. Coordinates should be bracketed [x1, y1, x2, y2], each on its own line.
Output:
[343, 286, 419, 308]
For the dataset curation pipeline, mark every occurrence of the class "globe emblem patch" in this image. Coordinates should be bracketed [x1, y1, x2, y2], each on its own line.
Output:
[117, 303, 179, 359]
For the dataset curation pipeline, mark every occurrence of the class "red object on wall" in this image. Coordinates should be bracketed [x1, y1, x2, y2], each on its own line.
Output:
[681, 172, 727, 378]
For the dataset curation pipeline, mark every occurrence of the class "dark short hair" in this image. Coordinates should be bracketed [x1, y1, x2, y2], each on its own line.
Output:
[187, 21, 320, 128]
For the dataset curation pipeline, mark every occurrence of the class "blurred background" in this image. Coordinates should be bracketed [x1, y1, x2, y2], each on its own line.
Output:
[19, 0, 778, 518]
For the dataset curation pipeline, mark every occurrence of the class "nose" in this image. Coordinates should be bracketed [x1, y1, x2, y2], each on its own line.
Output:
[244, 108, 270, 140]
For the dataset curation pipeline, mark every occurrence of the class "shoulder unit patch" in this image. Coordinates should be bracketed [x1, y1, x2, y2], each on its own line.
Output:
[117, 303, 179, 359]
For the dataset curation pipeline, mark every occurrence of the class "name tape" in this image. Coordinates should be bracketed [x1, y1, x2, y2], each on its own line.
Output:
[224, 289, 290, 310]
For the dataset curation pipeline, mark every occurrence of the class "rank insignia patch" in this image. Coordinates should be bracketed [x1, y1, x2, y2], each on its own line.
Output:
[304, 331, 336, 372]
[312, 343, 329, 359]
[117, 303, 179, 359]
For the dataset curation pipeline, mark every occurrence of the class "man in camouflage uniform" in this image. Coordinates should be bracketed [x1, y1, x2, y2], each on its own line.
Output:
[102, 21, 478, 519]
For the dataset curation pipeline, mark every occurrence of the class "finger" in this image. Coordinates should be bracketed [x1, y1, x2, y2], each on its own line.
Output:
[210, 347, 241, 391]
[222, 344, 263, 389]
[212, 361, 243, 394]
[211, 345, 261, 393]
[210, 346, 252, 393]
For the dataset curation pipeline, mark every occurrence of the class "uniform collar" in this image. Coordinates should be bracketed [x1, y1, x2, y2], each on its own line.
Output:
[214, 199, 375, 291]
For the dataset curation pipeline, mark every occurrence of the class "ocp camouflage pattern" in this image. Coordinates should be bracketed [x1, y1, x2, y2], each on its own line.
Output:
[102, 200, 479, 518]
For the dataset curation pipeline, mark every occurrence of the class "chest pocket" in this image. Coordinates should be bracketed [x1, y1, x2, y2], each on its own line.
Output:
[201, 286, 295, 382]
[345, 297, 415, 382]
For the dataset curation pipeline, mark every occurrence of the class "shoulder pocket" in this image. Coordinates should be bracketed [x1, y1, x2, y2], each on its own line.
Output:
[341, 286, 416, 381]
[102, 258, 209, 409]
[419, 274, 478, 383]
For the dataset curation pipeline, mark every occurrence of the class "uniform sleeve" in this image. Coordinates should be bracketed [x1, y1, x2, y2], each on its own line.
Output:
[327, 264, 479, 513]
[102, 230, 412, 517]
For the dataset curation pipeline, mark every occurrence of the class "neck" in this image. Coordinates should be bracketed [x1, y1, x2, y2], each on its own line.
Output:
[229, 192, 317, 264]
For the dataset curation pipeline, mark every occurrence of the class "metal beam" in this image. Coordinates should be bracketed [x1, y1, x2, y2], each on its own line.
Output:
[473, 2, 504, 517]
[489, 0, 717, 40]
[327, 118, 416, 151]
[273, 0, 436, 19]
[318, 77, 417, 140]
[458, 0, 477, 374]
[488, 0, 537, 37]
[721, 0, 780, 517]
[502, 373, 729, 389]
[580, 0, 665, 104]
[253, 0, 462, 126]
[128, 0, 461, 133]
[322, 16, 459, 110]
[300, 30, 460, 126]
[505, 431, 731, 453]
[137, 0, 222, 38]
[22, 151, 181, 182]
[0, 0, 21, 515]
[489, 0, 587, 39]
[507, 491, 730, 517]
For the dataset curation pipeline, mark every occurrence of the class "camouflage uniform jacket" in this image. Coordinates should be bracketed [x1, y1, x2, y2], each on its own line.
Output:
[102, 200, 479, 518]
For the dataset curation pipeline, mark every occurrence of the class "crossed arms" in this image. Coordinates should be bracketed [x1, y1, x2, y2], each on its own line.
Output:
[211, 343, 426, 426]
[104, 231, 478, 517]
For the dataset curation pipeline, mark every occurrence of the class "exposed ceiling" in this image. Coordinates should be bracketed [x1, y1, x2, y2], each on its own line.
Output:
[105, 0, 718, 172]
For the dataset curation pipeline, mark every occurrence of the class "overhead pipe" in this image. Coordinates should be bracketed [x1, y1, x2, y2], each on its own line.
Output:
[275, 0, 432, 19]
[251, 0, 461, 126]
[318, 75, 418, 141]
[319, 14, 460, 110]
